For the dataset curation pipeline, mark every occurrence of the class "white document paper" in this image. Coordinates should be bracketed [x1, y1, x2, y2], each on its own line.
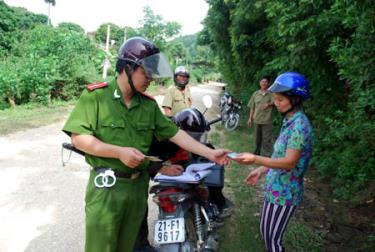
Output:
[154, 163, 215, 183]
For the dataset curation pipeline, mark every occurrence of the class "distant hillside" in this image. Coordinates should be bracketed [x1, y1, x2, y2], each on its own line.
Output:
[172, 34, 198, 58]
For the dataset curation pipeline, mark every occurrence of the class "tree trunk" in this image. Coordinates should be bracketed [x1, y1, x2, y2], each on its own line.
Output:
[8, 96, 16, 107]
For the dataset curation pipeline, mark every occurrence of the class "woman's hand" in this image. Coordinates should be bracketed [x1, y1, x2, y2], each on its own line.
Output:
[244, 167, 268, 186]
[159, 165, 184, 176]
[231, 152, 256, 164]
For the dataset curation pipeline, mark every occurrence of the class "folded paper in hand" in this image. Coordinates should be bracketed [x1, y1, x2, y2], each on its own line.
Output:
[154, 162, 215, 183]
[145, 155, 162, 162]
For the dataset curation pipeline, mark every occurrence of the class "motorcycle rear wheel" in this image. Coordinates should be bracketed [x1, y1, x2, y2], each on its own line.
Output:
[183, 216, 198, 252]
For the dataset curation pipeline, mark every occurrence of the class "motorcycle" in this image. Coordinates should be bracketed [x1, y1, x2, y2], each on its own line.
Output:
[150, 95, 226, 252]
[219, 89, 241, 131]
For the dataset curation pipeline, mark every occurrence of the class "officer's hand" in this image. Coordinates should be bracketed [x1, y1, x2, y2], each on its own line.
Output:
[118, 147, 145, 168]
[210, 149, 230, 165]
[159, 165, 184, 176]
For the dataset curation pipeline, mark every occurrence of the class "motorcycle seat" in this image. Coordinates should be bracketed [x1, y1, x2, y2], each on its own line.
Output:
[149, 181, 195, 193]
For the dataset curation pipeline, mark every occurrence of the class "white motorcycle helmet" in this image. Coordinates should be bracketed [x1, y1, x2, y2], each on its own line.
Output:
[174, 66, 190, 89]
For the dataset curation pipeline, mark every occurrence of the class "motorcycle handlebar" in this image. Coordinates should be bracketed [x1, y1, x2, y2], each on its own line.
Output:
[207, 117, 222, 127]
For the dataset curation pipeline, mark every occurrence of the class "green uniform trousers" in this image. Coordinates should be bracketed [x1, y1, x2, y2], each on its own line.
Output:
[253, 123, 273, 157]
[84, 170, 149, 252]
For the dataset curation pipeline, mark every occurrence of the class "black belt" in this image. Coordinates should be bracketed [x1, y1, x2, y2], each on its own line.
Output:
[95, 168, 142, 180]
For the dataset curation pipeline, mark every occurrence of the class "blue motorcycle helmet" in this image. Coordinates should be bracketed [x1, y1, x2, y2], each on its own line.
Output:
[268, 72, 309, 100]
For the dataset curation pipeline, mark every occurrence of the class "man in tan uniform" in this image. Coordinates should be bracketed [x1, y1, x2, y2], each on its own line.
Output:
[247, 76, 274, 156]
[162, 66, 192, 116]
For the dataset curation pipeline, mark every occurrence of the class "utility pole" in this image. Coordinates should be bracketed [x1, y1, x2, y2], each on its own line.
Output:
[47, 3, 51, 25]
[124, 27, 127, 43]
[102, 24, 111, 80]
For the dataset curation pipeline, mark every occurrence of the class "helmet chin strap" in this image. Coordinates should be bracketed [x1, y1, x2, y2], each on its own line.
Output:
[280, 94, 301, 117]
[176, 85, 186, 90]
[124, 65, 139, 96]
[281, 105, 295, 117]
[174, 76, 188, 90]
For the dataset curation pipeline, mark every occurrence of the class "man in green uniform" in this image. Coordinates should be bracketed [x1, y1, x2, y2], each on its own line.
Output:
[247, 76, 274, 156]
[162, 66, 192, 116]
[62, 37, 229, 252]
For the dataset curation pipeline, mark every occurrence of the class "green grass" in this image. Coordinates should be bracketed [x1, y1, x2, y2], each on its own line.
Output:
[0, 100, 75, 135]
[209, 123, 323, 251]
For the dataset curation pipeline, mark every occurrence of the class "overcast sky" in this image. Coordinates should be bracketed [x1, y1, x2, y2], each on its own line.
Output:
[4, 0, 209, 35]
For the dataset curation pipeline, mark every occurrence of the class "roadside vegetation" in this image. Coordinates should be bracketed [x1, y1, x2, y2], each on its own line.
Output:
[0, 101, 74, 135]
[0, 2, 218, 110]
[0, 82, 162, 136]
[201, 0, 375, 203]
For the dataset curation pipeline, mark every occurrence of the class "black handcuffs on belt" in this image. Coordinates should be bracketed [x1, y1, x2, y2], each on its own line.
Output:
[94, 168, 142, 188]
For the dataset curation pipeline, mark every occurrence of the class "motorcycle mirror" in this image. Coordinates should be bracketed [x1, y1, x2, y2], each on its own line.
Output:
[202, 95, 213, 109]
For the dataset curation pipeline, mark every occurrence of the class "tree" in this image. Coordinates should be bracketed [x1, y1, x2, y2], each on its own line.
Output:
[202, 0, 375, 200]
[138, 6, 181, 50]
[95, 23, 136, 46]
[0, 1, 47, 52]
[58, 22, 85, 34]
[0, 24, 103, 106]
[167, 41, 188, 66]
[44, 0, 56, 25]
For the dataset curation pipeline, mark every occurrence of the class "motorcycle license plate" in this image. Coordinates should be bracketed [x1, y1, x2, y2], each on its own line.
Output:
[154, 218, 185, 244]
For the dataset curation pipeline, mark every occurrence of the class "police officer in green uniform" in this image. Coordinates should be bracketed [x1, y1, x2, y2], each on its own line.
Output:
[162, 66, 192, 116]
[62, 37, 229, 252]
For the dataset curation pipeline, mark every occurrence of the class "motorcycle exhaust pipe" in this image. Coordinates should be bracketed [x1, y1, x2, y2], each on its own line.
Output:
[204, 234, 219, 252]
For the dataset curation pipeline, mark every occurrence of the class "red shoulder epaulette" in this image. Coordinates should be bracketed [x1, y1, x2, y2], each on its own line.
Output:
[86, 82, 108, 91]
[140, 92, 156, 101]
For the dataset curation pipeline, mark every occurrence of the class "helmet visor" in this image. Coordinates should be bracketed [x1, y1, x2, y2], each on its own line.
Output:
[138, 53, 173, 79]
[268, 82, 291, 93]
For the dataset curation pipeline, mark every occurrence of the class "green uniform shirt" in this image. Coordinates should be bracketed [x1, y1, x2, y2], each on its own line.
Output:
[162, 85, 192, 116]
[248, 90, 274, 124]
[63, 79, 179, 173]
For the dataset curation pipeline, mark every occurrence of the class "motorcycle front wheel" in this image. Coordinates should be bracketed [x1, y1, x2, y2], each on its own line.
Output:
[225, 113, 240, 131]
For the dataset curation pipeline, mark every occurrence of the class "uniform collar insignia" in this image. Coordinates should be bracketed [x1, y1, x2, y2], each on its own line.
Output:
[114, 89, 121, 99]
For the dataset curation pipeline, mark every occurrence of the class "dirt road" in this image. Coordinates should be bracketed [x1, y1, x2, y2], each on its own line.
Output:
[0, 83, 224, 252]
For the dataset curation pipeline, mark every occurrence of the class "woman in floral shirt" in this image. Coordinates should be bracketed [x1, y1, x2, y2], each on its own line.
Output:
[232, 72, 313, 252]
